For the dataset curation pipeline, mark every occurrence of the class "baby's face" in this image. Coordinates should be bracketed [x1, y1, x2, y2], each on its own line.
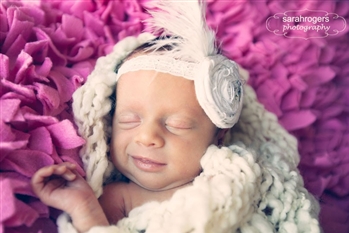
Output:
[110, 70, 217, 191]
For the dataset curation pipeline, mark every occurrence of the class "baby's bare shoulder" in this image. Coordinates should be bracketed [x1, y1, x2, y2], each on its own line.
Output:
[103, 181, 129, 193]
[99, 182, 129, 224]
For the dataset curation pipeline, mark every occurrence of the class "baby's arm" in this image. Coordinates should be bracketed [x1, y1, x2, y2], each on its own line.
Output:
[31, 163, 109, 232]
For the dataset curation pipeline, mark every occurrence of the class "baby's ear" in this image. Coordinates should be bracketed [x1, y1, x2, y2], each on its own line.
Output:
[214, 129, 229, 146]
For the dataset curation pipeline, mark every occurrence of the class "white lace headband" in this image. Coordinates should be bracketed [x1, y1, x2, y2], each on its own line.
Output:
[116, 55, 198, 81]
[116, 54, 243, 128]
[114, 0, 243, 128]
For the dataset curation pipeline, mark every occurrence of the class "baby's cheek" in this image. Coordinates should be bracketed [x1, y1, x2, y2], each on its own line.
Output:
[110, 135, 125, 164]
[183, 158, 203, 178]
[191, 139, 212, 155]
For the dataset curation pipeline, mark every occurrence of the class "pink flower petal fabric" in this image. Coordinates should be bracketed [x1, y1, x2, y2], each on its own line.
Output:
[0, 177, 39, 228]
[1, 0, 348, 233]
[0, 1, 100, 232]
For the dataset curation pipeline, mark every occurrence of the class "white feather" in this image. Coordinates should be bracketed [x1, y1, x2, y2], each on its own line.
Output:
[143, 0, 217, 61]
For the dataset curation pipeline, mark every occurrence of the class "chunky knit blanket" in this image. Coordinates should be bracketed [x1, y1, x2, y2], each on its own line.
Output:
[57, 144, 319, 233]
[1, 1, 348, 233]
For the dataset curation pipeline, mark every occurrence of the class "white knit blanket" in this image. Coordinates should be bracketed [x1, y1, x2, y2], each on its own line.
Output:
[60, 33, 321, 233]
[57, 143, 320, 233]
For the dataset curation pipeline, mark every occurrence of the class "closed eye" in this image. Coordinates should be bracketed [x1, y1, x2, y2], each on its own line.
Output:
[117, 114, 141, 129]
[165, 119, 194, 133]
[166, 124, 192, 130]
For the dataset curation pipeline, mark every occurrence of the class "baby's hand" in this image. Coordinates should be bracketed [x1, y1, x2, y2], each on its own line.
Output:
[31, 162, 95, 215]
[31, 163, 109, 232]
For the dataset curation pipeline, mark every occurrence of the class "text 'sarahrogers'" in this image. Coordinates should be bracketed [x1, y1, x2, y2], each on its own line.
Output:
[282, 15, 331, 32]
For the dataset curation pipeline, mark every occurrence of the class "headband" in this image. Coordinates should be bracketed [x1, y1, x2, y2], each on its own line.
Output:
[116, 54, 243, 128]
[115, 0, 244, 128]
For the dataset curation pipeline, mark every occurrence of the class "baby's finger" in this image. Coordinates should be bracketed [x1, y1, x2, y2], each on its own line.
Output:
[32, 163, 76, 185]
[54, 165, 76, 181]
[32, 165, 55, 184]
[54, 162, 76, 172]
[61, 162, 77, 170]
[31, 165, 56, 195]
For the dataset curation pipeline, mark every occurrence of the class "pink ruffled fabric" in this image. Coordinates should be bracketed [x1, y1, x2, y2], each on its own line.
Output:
[211, 1, 349, 232]
[1, 0, 348, 232]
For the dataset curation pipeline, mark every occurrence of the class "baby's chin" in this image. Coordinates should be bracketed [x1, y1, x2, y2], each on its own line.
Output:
[130, 177, 194, 193]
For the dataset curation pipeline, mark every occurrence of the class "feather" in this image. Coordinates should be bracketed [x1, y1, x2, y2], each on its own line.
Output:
[143, 0, 217, 62]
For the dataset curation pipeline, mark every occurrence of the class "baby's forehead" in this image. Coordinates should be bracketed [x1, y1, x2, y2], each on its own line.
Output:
[115, 70, 201, 111]
[116, 69, 195, 92]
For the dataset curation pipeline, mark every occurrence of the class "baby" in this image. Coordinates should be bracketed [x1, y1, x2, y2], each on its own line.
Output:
[31, 45, 235, 233]
[31, 1, 243, 232]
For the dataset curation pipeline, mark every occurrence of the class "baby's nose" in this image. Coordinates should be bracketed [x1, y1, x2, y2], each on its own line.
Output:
[135, 121, 165, 148]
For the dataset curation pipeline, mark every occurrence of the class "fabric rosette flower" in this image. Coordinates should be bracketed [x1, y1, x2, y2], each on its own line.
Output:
[195, 55, 243, 129]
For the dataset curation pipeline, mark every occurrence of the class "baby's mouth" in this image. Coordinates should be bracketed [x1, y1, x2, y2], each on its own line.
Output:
[131, 155, 166, 172]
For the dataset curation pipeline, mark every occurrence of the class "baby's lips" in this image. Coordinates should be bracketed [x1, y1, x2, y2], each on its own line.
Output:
[130, 155, 166, 165]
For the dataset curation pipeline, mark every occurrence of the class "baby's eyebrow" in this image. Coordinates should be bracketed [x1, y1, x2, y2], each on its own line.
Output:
[115, 109, 139, 117]
[117, 112, 138, 117]
[115, 102, 141, 111]
[175, 107, 206, 118]
[166, 114, 193, 120]
[166, 112, 200, 124]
